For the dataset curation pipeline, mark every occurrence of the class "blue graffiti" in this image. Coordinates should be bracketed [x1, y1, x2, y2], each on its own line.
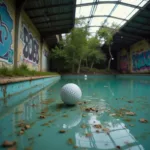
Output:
[132, 50, 150, 71]
[0, 2, 13, 64]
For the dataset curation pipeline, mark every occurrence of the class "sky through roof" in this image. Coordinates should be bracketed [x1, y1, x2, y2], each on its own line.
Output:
[75, 0, 149, 36]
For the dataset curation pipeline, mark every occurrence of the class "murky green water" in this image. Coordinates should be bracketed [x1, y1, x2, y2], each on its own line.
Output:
[0, 76, 150, 150]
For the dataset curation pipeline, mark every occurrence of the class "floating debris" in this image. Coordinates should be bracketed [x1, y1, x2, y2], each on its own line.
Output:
[102, 128, 110, 133]
[128, 100, 133, 103]
[82, 114, 86, 117]
[41, 123, 49, 126]
[38, 133, 42, 136]
[109, 113, 116, 116]
[14, 111, 23, 114]
[96, 130, 100, 133]
[41, 99, 54, 104]
[67, 138, 74, 145]
[24, 147, 33, 150]
[39, 115, 46, 119]
[73, 145, 78, 149]
[116, 145, 121, 149]
[85, 133, 92, 137]
[93, 124, 102, 129]
[17, 122, 25, 127]
[81, 124, 87, 129]
[85, 107, 98, 112]
[59, 130, 66, 133]
[21, 128, 25, 131]
[125, 111, 136, 116]
[139, 118, 148, 123]
[77, 102, 83, 105]
[62, 114, 68, 117]
[129, 124, 135, 127]
[19, 130, 24, 135]
[7, 146, 16, 150]
[25, 125, 30, 129]
[31, 104, 38, 107]
[2, 141, 16, 147]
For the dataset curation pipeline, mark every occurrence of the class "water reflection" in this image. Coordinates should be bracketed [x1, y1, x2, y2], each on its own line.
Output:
[75, 97, 144, 150]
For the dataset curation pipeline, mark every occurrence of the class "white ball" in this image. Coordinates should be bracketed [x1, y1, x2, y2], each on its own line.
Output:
[84, 75, 87, 78]
[60, 83, 82, 105]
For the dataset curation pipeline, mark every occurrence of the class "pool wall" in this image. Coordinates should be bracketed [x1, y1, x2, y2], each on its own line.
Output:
[0, 76, 60, 100]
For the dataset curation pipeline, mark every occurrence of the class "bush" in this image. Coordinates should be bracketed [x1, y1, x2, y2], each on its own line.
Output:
[0, 64, 59, 77]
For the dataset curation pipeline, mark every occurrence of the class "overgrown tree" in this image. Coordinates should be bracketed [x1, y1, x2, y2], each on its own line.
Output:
[87, 36, 106, 68]
[51, 20, 106, 73]
[97, 24, 118, 71]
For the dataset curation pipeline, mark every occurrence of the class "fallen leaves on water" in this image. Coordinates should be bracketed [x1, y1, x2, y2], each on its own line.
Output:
[139, 118, 148, 123]
[41, 99, 54, 105]
[2, 141, 16, 147]
[77, 102, 83, 105]
[85, 107, 98, 112]
[39, 115, 46, 119]
[96, 130, 100, 133]
[116, 145, 121, 149]
[82, 114, 86, 117]
[59, 130, 66, 133]
[93, 124, 102, 129]
[81, 124, 87, 129]
[24, 147, 33, 150]
[67, 138, 74, 145]
[102, 128, 110, 133]
[41, 123, 49, 126]
[125, 111, 136, 116]
[129, 124, 135, 127]
[25, 125, 30, 129]
[28, 137, 34, 141]
[14, 111, 23, 114]
[7, 146, 17, 150]
[73, 145, 78, 149]
[109, 113, 116, 116]
[85, 133, 92, 137]
[48, 120, 55, 123]
[62, 114, 68, 117]
[128, 100, 133, 103]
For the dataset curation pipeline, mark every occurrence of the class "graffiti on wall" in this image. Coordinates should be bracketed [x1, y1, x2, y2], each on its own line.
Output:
[120, 55, 128, 72]
[0, 1, 13, 64]
[132, 50, 150, 72]
[20, 25, 39, 65]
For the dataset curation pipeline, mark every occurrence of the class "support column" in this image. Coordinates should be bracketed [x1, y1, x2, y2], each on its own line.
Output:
[14, 0, 26, 68]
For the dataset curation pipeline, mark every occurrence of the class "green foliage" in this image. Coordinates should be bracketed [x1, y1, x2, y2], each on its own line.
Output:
[0, 64, 59, 77]
[51, 20, 106, 73]
[97, 24, 119, 45]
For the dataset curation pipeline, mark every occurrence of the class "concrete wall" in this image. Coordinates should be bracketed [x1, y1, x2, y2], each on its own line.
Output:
[18, 11, 41, 70]
[118, 40, 150, 73]
[0, 0, 55, 71]
[0, 0, 15, 68]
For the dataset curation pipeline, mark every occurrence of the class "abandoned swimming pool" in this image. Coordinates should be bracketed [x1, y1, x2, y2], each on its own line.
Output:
[0, 75, 150, 150]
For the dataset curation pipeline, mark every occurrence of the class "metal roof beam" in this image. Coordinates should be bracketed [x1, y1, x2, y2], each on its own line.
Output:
[76, 1, 141, 9]
[78, 15, 127, 21]
[30, 11, 73, 19]
[35, 19, 71, 25]
[117, 31, 144, 39]
[122, 29, 149, 38]
[25, 2, 74, 11]
[131, 20, 150, 27]
[126, 25, 150, 32]
[38, 24, 72, 30]
[42, 28, 71, 37]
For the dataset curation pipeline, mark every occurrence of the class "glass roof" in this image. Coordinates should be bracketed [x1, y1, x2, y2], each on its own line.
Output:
[76, 0, 149, 36]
